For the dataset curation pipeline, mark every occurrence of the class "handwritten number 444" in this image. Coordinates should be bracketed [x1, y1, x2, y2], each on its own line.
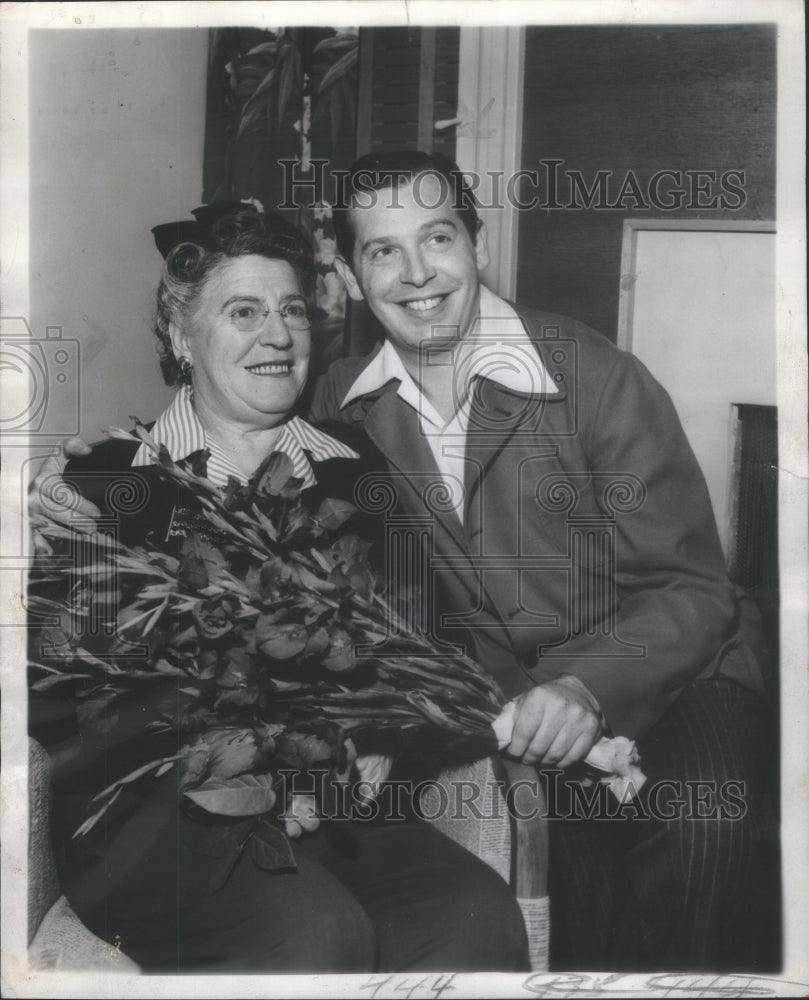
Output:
[360, 974, 457, 999]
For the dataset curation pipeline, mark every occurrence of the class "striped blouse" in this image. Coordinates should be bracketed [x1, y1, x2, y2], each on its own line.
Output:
[131, 385, 358, 488]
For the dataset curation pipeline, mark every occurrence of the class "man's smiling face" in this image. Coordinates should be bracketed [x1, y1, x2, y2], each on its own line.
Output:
[336, 173, 489, 361]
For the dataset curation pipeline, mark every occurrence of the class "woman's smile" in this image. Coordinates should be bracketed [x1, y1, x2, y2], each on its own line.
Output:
[245, 361, 295, 376]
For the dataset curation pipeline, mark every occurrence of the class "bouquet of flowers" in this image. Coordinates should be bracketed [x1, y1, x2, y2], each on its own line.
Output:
[28, 423, 505, 879]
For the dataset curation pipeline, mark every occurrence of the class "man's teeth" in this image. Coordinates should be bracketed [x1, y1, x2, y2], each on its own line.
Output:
[404, 296, 444, 312]
[248, 363, 291, 375]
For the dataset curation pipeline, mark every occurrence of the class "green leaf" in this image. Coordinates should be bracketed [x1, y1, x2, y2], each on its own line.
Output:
[288, 562, 335, 595]
[214, 686, 259, 709]
[277, 44, 299, 126]
[346, 561, 375, 601]
[244, 61, 280, 106]
[178, 553, 208, 590]
[152, 658, 186, 676]
[185, 773, 276, 816]
[252, 506, 278, 542]
[216, 651, 253, 690]
[275, 731, 333, 769]
[178, 746, 210, 790]
[84, 754, 180, 827]
[299, 594, 331, 625]
[284, 506, 319, 538]
[315, 497, 357, 531]
[244, 40, 281, 58]
[252, 451, 297, 497]
[207, 728, 259, 780]
[316, 46, 358, 95]
[237, 100, 270, 141]
[156, 443, 175, 468]
[31, 671, 93, 691]
[249, 819, 296, 872]
[313, 33, 357, 56]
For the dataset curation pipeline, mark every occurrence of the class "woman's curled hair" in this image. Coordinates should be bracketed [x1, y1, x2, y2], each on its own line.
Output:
[153, 207, 315, 387]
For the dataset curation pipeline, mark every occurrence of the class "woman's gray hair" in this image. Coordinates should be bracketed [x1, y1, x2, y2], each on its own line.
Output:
[153, 209, 315, 387]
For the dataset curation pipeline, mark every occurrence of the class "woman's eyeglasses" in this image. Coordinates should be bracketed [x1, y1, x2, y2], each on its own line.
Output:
[229, 300, 312, 333]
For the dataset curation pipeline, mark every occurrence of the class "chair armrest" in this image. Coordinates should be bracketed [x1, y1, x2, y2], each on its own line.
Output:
[29, 895, 140, 972]
[27, 738, 141, 971]
[424, 756, 549, 970]
[27, 738, 61, 945]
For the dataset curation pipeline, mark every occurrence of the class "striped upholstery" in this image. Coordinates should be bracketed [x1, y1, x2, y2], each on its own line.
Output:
[423, 757, 550, 971]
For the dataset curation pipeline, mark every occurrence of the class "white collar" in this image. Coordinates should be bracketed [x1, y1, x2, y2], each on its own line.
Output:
[340, 286, 558, 424]
[131, 386, 358, 488]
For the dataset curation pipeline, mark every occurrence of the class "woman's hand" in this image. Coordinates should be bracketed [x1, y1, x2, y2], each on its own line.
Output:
[355, 754, 393, 802]
[29, 437, 100, 552]
[283, 792, 320, 838]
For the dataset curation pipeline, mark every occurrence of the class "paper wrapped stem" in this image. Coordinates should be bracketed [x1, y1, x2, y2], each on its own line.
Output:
[491, 699, 647, 803]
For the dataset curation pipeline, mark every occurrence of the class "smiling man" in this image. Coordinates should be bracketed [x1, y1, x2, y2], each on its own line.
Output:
[310, 150, 778, 971]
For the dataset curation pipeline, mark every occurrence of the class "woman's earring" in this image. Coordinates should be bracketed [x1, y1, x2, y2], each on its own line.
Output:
[179, 356, 193, 383]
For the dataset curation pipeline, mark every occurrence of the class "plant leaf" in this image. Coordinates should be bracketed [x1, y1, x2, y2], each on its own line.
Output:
[31, 671, 93, 690]
[317, 46, 358, 95]
[249, 819, 296, 872]
[244, 62, 280, 107]
[315, 497, 357, 530]
[313, 33, 357, 56]
[244, 40, 280, 58]
[277, 44, 299, 126]
[184, 773, 276, 816]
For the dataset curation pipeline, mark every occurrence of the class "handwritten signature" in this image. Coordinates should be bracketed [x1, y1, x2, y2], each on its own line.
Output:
[521, 973, 809, 998]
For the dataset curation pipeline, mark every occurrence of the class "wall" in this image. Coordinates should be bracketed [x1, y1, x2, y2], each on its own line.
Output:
[516, 24, 776, 338]
[618, 225, 776, 553]
[28, 28, 208, 441]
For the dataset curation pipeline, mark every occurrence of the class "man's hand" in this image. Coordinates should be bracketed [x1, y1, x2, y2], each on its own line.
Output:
[503, 675, 603, 768]
[29, 437, 100, 549]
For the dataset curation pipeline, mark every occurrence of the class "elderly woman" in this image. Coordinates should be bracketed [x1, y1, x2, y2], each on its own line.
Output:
[28, 205, 529, 974]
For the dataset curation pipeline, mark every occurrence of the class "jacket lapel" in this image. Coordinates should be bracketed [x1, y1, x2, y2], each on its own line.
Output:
[358, 384, 468, 552]
[463, 375, 563, 527]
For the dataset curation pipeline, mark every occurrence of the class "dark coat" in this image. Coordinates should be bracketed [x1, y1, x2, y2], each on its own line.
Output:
[59, 419, 382, 550]
[308, 303, 768, 740]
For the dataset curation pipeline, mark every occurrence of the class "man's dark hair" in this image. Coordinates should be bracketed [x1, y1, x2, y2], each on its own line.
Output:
[332, 150, 481, 263]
